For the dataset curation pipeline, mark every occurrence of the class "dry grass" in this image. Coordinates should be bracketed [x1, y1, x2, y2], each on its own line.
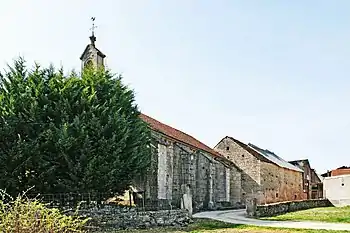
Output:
[262, 206, 350, 223]
[0, 190, 89, 233]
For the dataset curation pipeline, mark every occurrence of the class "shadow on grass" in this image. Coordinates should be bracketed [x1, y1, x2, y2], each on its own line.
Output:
[101, 219, 245, 233]
[94, 218, 350, 233]
[186, 218, 245, 231]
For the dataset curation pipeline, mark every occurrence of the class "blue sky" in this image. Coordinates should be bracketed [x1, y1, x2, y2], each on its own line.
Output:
[1, 0, 349, 173]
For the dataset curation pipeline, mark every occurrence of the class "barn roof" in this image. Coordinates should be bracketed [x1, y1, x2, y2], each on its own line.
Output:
[248, 143, 303, 172]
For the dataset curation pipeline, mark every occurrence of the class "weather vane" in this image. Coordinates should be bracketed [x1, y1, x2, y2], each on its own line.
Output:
[90, 17, 97, 36]
[89, 17, 97, 45]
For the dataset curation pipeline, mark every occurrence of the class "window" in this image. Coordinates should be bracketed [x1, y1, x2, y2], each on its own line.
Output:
[84, 59, 93, 68]
[342, 183, 345, 187]
[226, 146, 230, 151]
[276, 193, 279, 198]
[242, 154, 245, 158]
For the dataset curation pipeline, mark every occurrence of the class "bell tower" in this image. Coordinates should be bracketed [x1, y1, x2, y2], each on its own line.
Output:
[80, 17, 106, 71]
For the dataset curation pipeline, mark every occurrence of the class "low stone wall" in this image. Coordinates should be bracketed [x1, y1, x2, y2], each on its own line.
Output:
[246, 198, 333, 218]
[72, 207, 191, 231]
[214, 201, 246, 211]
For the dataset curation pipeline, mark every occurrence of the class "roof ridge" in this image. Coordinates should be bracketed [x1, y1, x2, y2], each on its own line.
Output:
[222, 136, 273, 164]
[140, 113, 224, 159]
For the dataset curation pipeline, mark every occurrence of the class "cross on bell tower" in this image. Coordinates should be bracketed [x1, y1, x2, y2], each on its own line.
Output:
[89, 17, 97, 46]
[80, 17, 106, 71]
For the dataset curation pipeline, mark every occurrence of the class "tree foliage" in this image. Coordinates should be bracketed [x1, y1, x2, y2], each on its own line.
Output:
[0, 58, 151, 196]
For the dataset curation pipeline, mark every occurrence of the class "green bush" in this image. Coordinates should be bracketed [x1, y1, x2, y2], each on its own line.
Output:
[0, 190, 89, 233]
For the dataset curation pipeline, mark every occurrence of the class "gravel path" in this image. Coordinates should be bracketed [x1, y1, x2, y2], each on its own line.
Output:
[193, 209, 350, 231]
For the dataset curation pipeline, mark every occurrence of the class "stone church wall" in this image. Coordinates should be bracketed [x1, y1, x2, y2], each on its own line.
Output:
[136, 132, 242, 212]
[213, 162, 243, 208]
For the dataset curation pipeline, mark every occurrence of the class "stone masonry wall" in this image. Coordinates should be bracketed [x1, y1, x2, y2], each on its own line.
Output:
[230, 166, 242, 206]
[213, 161, 243, 209]
[215, 137, 262, 204]
[260, 162, 303, 204]
[193, 150, 211, 210]
[136, 132, 243, 212]
[77, 208, 191, 231]
[214, 161, 227, 203]
[246, 199, 332, 218]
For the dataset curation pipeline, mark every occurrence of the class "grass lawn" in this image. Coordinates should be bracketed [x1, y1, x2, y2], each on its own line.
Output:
[97, 218, 350, 233]
[261, 206, 350, 223]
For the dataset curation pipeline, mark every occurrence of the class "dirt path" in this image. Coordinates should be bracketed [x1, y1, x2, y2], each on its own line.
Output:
[193, 209, 350, 231]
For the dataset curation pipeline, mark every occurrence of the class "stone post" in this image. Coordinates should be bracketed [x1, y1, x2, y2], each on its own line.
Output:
[208, 162, 214, 209]
[181, 185, 193, 217]
[246, 198, 257, 218]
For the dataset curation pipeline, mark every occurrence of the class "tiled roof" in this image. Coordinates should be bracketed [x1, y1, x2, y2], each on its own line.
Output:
[248, 143, 303, 172]
[140, 113, 223, 159]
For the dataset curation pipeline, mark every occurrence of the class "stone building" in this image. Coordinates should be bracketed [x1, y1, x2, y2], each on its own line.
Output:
[78, 28, 243, 213]
[136, 115, 243, 213]
[310, 169, 323, 199]
[289, 159, 323, 199]
[215, 136, 304, 204]
[80, 27, 106, 70]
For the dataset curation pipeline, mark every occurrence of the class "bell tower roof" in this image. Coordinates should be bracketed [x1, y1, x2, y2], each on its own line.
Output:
[80, 17, 106, 70]
[79, 44, 106, 60]
[80, 17, 106, 60]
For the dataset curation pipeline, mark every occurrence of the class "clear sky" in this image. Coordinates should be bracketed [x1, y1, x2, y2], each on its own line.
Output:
[1, 0, 349, 174]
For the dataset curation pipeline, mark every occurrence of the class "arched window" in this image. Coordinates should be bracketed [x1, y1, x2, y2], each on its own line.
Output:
[84, 59, 93, 68]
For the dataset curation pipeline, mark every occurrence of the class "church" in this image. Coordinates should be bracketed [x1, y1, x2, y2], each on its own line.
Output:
[79, 23, 244, 214]
[78, 19, 310, 213]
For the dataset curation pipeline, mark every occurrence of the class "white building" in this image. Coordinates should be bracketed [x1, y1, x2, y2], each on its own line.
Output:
[323, 174, 350, 207]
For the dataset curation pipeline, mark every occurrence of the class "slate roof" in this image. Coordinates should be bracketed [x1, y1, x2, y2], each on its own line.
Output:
[289, 159, 311, 171]
[248, 143, 303, 172]
[289, 159, 309, 164]
[140, 113, 224, 159]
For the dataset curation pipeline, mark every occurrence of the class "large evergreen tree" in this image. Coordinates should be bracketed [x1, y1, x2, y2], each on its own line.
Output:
[0, 58, 151, 196]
